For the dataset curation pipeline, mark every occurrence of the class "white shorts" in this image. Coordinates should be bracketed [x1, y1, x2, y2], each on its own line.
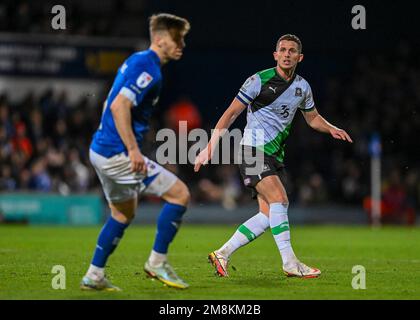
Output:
[89, 149, 178, 203]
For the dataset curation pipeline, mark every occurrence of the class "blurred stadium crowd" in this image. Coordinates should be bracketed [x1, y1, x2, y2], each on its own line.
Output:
[0, 0, 418, 222]
[0, 0, 148, 38]
[0, 91, 98, 194]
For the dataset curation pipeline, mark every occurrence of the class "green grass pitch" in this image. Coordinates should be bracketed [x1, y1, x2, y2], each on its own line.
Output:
[1, 224, 420, 299]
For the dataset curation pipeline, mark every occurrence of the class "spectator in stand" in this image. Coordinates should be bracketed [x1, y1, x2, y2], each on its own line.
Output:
[12, 122, 33, 160]
[68, 148, 90, 192]
[165, 96, 202, 132]
[363, 169, 416, 225]
[28, 158, 51, 192]
[0, 100, 13, 138]
[0, 164, 16, 191]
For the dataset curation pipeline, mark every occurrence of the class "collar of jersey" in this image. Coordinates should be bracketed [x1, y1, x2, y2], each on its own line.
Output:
[147, 49, 161, 66]
[274, 67, 296, 83]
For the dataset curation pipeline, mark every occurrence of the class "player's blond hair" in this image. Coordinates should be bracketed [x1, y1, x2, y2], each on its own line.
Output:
[149, 13, 190, 42]
[276, 34, 302, 52]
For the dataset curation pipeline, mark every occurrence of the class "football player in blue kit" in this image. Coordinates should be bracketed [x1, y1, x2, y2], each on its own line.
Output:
[81, 13, 191, 291]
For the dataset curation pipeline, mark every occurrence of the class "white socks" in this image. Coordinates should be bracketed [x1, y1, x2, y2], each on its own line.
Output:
[87, 251, 168, 281]
[217, 212, 269, 258]
[87, 205, 297, 279]
[86, 264, 104, 281]
[148, 250, 167, 267]
[269, 202, 297, 265]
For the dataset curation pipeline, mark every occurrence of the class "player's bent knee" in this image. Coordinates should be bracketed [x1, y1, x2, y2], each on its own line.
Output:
[265, 194, 289, 206]
[109, 198, 137, 224]
[163, 180, 190, 206]
[111, 211, 134, 224]
[182, 192, 191, 206]
[176, 184, 191, 206]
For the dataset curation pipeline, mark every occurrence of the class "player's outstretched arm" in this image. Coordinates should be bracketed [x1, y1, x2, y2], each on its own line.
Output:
[111, 94, 147, 173]
[301, 108, 353, 143]
[194, 98, 246, 172]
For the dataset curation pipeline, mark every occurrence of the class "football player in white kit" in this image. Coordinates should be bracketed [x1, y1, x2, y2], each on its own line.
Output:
[195, 34, 352, 278]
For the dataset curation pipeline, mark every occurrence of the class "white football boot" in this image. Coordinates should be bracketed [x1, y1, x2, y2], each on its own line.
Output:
[283, 260, 321, 278]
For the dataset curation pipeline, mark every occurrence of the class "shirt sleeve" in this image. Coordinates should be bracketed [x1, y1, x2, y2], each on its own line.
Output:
[299, 82, 316, 111]
[236, 74, 261, 105]
[119, 62, 157, 107]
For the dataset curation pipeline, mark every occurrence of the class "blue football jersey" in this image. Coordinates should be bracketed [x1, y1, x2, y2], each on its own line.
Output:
[90, 49, 162, 158]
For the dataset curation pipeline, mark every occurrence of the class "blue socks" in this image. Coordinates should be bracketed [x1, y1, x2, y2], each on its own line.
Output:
[91, 216, 128, 268]
[90, 203, 186, 268]
[153, 203, 187, 254]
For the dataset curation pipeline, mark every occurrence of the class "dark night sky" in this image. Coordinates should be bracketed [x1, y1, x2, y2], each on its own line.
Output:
[145, 0, 420, 123]
[147, 0, 420, 53]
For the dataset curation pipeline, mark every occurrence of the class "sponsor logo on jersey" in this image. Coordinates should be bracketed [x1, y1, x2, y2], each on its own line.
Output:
[269, 86, 277, 94]
[244, 177, 251, 186]
[262, 164, 270, 172]
[136, 72, 153, 88]
[295, 87, 302, 97]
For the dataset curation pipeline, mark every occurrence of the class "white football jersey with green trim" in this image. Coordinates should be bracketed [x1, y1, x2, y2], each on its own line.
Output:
[236, 67, 315, 162]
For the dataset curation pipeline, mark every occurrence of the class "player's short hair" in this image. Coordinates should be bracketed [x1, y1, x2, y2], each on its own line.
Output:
[276, 34, 302, 52]
[149, 13, 190, 42]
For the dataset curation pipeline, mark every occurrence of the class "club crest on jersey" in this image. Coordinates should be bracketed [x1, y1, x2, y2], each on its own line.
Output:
[295, 87, 302, 97]
[136, 72, 153, 88]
